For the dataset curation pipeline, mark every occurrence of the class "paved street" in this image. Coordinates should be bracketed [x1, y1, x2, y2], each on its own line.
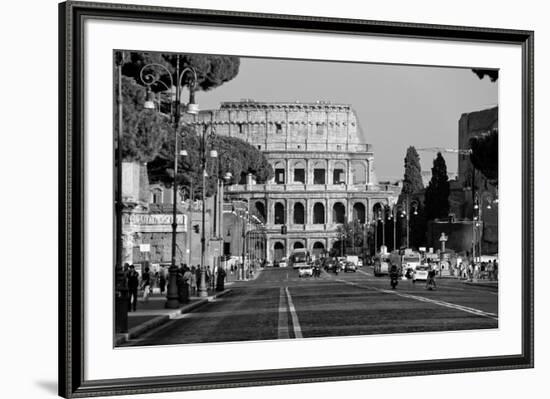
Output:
[123, 267, 498, 347]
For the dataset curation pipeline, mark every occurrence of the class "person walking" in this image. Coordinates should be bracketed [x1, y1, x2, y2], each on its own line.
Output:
[182, 266, 192, 302]
[141, 266, 151, 302]
[189, 266, 197, 297]
[127, 265, 139, 312]
[216, 267, 226, 291]
[159, 266, 166, 294]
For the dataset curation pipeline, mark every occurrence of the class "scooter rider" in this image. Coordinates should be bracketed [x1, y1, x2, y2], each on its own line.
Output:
[389, 264, 400, 289]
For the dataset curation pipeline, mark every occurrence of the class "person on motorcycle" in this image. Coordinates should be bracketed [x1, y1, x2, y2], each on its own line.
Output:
[389, 264, 399, 288]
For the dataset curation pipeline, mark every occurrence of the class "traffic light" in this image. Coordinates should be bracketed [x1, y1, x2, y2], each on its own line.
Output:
[281, 225, 287, 235]
[193, 224, 200, 233]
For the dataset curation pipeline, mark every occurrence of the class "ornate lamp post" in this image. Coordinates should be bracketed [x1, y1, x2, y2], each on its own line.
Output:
[140, 56, 198, 308]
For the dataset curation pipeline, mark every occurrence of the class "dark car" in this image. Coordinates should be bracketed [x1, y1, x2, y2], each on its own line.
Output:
[344, 262, 357, 272]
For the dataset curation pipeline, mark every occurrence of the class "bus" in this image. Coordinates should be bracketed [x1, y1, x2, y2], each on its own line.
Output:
[288, 248, 311, 269]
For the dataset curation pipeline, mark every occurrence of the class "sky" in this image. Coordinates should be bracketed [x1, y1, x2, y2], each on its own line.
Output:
[193, 57, 498, 180]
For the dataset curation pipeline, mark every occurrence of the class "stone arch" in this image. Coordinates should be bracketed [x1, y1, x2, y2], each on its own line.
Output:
[273, 161, 286, 184]
[332, 161, 347, 184]
[312, 160, 327, 185]
[290, 160, 306, 184]
[332, 202, 346, 224]
[353, 202, 366, 224]
[293, 241, 305, 249]
[351, 161, 367, 184]
[312, 241, 325, 258]
[293, 202, 305, 224]
[273, 241, 285, 263]
[274, 202, 285, 225]
[313, 202, 325, 224]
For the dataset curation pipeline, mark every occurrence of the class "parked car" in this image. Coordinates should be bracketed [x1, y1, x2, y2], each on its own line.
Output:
[344, 262, 357, 272]
[278, 257, 288, 268]
[298, 265, 313, 277]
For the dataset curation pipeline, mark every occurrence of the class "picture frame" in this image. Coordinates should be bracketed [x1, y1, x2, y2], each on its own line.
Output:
[59, 1, 534, 397]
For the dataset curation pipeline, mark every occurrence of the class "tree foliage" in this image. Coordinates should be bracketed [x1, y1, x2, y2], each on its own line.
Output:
[424, 153, 450, 221]
[147, 131, 273, 199]
[471, 68, 499, 82]
[117, 76, 170, 163]
[469, 129, 498, 184]
[401, 146, 424, 196]
[121, 52, 240, 95]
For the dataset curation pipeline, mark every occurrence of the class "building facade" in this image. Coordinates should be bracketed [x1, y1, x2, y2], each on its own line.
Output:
[184, 100, 400, 263]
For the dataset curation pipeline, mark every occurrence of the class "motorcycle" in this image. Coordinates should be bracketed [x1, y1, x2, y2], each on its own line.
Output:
[390, 273, 399, 289]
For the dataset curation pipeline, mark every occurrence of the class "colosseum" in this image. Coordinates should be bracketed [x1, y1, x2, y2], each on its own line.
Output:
[184, 100, 400, 264]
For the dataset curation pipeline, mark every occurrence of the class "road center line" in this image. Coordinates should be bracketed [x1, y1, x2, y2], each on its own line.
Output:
[336, 279, 498, 321]
[277, 287, 290, 339]
[285, 287, 303, 338]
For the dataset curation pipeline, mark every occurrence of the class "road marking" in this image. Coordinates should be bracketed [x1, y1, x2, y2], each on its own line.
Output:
[380, 289, 499, 320]
[277, 287, 290, 339]
[285, 287, 303, 338]
[336, 279, 498, 321]
[357, 269, 372, 277]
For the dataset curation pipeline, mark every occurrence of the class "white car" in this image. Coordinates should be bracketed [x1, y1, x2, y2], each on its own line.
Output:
[413, 265, 429, 281]
[278, 258, 287, 268]
[298, 266, 313, 277]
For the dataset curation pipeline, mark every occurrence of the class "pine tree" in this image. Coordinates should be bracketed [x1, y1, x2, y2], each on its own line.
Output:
[401, 146, 424, 196]
[424, 153, 450, 221]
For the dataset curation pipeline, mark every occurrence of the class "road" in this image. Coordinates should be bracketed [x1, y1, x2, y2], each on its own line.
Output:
[123, 266, 498, 347]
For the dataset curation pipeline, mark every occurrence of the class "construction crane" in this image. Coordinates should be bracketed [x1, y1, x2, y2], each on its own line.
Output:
[417, 147, 471, 155]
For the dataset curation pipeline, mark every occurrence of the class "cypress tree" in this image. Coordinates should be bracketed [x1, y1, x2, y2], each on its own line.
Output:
[401, 146, 424, 197]
[424, 153, 450, 221]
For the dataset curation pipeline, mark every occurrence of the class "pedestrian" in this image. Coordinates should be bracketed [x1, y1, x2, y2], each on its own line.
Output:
[206, 266, 212, 289]
[195, 265, 202, 290]
[182, 266, 192, 302]
[159, 266, 166, 294]
[141, 266, 151, 302]
[216, 267, 226, 291]
[127, 265, 139, 312]
[176, 266, 187, 304]
[493, 260, 499, 280]
[189, 266, 197, 296]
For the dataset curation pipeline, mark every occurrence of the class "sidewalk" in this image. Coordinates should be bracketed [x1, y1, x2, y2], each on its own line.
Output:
[116, 288, 232, 345]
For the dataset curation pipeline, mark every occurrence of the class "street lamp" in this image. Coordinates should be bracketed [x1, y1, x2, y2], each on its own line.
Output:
[401, 196, 419, 249]
[140, 56, 198, 308]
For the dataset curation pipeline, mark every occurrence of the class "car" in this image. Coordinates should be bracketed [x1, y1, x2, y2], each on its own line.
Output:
[323, 258, 337, 272]
[413, 264, 429, 282]
[278, 258, 288, 268]
[298, 265, 313, 277]
[344, 262, 357, 272]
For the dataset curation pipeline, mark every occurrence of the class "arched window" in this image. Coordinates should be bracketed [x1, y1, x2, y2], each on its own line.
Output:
[332, 202, 346, 224]
[293, 241, 305, 249]
[293, 202, 305, 224]
[351, 161, 367, 184]
[312, 241, 325, 257]
[274, 202, 285, 225]
[150, 188, 163, 204]
[313, 202, 325, 224]
[333, 162, 346, 184]
[273, 161, 285, 184]
[353, 203, 366, 224]
[313, 161, 326, 184]
[293, 161, 306, 184]
[273, 242, 285, 263]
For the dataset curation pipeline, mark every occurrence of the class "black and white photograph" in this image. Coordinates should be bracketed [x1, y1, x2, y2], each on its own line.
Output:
[113, 51, 500, 347]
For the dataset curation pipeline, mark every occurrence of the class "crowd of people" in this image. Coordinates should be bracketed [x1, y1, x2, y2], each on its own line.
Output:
[457, 259, 499, 281]
[122, 263, 227, 312]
